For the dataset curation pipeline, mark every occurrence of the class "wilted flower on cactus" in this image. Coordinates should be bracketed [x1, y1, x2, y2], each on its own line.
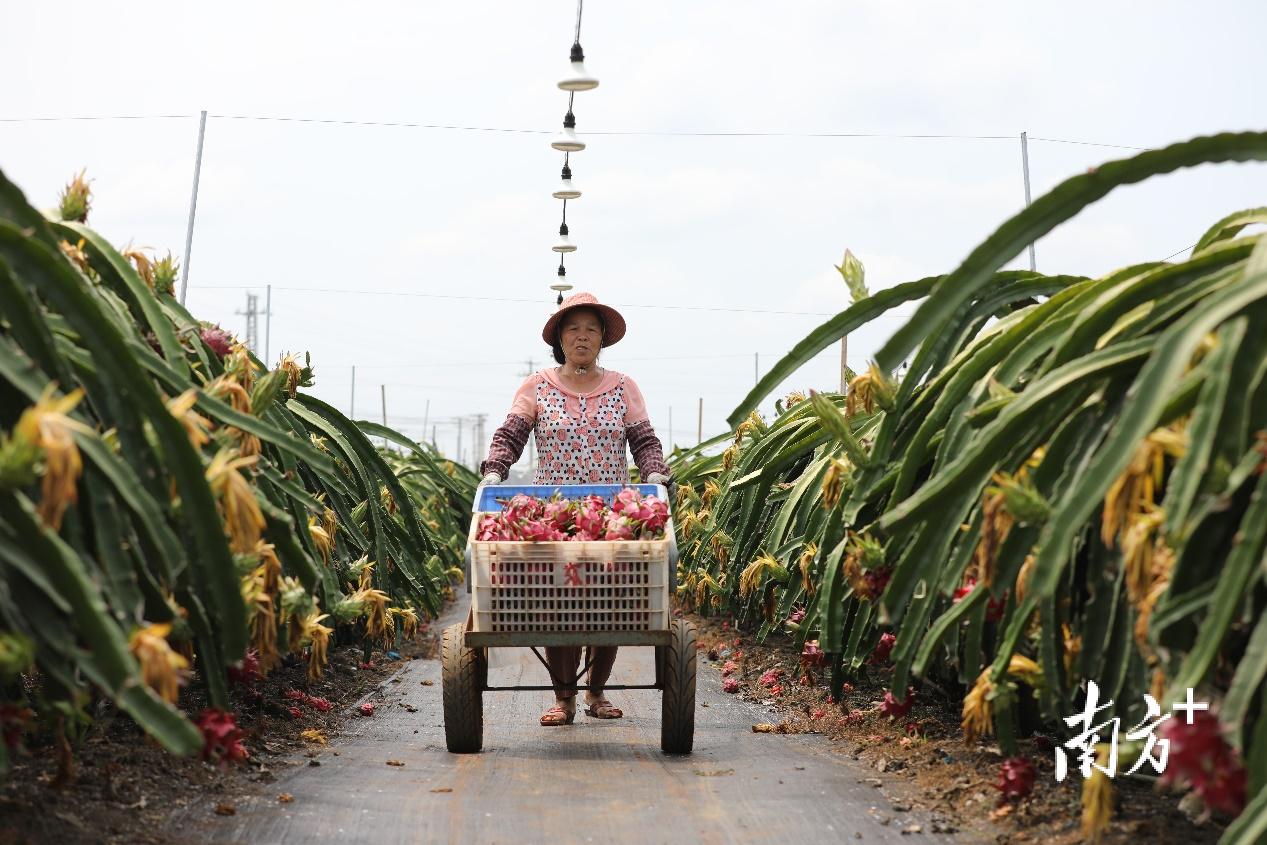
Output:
[12, 385, 92, 530]
[129, 622, 189, 704]
[820, 457, 851, 511]
[298, 611, 332, 681]
[166, 389, 214, 449]
[995, 756, 1036, 802]
[739, 553, 786, 599]
[206, 449, 265, 553]
[846, 363, 895, 416]
[197, 709, 248, 767]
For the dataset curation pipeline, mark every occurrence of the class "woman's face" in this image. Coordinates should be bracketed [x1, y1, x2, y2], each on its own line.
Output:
[560, 308, 603, 368]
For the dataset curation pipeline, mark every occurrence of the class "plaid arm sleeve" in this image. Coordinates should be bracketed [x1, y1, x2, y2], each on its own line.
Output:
[479, 414, 532, 479]
[627, 419, 670, 480]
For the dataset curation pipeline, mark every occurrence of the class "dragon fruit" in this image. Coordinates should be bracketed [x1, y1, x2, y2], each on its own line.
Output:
[879, 687, 916, 719]
[1159, 709, 1248, 816]
[995, 756, 1036, 802]
[476, 490, 669, 542]
[723, 678, 740, 694]
[869, 632, 896, 665]
[197, 709, 249, 766]
[200, 325, 234, 360]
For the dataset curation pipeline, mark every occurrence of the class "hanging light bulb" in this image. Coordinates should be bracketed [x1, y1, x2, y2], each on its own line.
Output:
[553, 221, 576, 253]
[551, 110, 585, 152]
[558, 42, 599, 91]
[551, 263, 573, 305]
[553, 163, 581, 200]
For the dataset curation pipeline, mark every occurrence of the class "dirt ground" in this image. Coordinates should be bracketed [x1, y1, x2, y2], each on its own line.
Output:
[0, 629, 437, 845]
[689, 612, 1230, 845]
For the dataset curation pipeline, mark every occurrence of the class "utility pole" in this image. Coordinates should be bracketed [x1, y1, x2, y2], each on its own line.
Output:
[840, 336, 848, 393]
[178, 110, 207, 305]
[472, 413, 487, 473]
[264, 284, 272, 365]
[380, 384, 389, 451]
[236, 293, 259, 352]
[519, 358, 538, 475]
[1021, 131, 1037, 271]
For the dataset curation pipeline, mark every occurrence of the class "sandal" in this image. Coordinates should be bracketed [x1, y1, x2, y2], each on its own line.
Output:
[583, 697, 623, 719]
[540, 700, 576, 726]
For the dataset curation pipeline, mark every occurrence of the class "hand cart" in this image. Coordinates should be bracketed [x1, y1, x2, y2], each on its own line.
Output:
[442, 483, 696, 755]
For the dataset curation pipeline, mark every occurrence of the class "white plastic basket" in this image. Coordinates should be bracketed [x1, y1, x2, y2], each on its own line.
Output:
[468, 525, 671, 633]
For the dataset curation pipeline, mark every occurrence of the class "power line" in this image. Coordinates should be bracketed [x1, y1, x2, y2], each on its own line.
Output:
[0, 112, 1150, 150]
[189, 284, 919, 318]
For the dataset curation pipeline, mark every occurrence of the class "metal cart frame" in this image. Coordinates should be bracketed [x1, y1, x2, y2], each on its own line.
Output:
[441, 484, 696, 755]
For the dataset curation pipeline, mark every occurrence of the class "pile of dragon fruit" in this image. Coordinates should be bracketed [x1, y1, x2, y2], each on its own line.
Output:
[476, 489, 669, 542]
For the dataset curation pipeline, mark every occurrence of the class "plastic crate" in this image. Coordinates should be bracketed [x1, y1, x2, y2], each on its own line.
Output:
[467, 484, 673, 634]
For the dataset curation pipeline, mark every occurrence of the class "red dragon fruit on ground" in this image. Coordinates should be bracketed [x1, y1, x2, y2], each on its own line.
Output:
[879, 687, 916, 719]
[359, 702, 375, 717]
[722, 678, 740, 694]
[759, 668, 783, 688]
[994, 756, 1036, 802]
[721, 660, 738, 677]
[1159, 709, 1248, 816]
[197, 709, 249, 767]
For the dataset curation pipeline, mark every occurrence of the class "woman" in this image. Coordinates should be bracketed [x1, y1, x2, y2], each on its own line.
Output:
[478, 291, 673, 727]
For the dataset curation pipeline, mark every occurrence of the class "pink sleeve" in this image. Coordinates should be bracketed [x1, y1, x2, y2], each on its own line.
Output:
[508, 375, 539, 423]
[621, 374, 650, 424]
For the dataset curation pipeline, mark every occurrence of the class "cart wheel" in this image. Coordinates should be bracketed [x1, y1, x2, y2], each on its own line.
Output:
[441, 623, 483, 753]
[660, 618, 697, 754]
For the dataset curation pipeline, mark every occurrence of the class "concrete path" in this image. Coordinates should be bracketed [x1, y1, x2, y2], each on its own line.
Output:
[180, 596, 961, 844]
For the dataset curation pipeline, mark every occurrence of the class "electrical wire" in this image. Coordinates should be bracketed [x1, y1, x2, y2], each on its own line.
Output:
[189, 283, 918, 318]
[0, 113, 1151, 150]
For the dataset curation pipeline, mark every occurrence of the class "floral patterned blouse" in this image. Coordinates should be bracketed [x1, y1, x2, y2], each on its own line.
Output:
[480, 368, 670, 485]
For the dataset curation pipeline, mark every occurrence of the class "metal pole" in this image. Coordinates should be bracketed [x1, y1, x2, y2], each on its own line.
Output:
[350, 366, 356, 418]
[1021, 131, 1036, 271]
[431, 425, 437, 449]
[264, 284, 272, 365]
[697, 398, 703, 445]
[178, 110, 207, 305]
[840, 336, 848, 393]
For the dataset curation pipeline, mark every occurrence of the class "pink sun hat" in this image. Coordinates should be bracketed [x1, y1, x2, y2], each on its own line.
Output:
[541, 291, 627, 347]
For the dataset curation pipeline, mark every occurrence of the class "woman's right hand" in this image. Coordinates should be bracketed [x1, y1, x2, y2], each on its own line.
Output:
[477, 471, 502, 492]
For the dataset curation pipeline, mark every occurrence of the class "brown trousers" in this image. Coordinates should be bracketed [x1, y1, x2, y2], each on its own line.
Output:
[545, 646, 618, 699]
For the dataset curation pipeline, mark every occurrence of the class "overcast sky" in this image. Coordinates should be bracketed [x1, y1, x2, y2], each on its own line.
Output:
[4, 1, 1265, 470]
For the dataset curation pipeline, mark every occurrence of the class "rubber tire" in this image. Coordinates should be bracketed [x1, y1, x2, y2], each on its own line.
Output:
[441, 623, 483, 753]
[660, 618, 697, 754]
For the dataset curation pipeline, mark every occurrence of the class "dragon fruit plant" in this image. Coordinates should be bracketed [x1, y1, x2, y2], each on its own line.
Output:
[668, 134, 1267, 835]
[476, 489, 670, 542]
